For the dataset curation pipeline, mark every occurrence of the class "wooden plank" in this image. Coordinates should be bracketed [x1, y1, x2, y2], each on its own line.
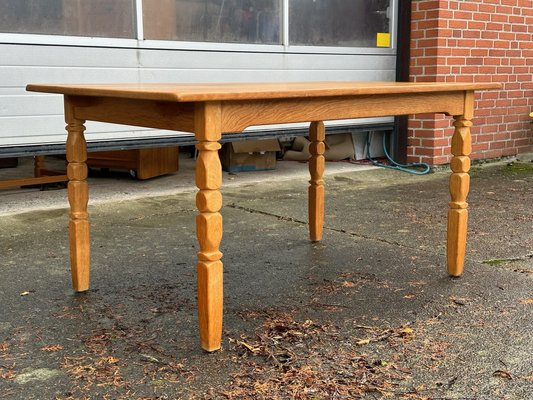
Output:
[0, 174, 67, 189]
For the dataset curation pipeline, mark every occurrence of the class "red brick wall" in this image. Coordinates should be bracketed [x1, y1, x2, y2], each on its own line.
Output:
[408, 0, 533, 165]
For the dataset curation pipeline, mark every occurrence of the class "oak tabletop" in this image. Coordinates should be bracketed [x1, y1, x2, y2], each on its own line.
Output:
[26, 81, 502, 103]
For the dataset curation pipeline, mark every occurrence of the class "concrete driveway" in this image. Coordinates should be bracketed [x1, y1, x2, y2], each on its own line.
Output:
[0, 154, 532, 399]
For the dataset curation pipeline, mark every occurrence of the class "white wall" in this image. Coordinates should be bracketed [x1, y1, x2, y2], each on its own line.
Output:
[0, 42, 396, 148]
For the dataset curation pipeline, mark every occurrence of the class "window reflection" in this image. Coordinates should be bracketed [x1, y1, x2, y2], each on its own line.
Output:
[289, 0, 391, 47]
[143, 0, 281, 44]
[0, 0, 393, 49]
[0, 0, 136, 38]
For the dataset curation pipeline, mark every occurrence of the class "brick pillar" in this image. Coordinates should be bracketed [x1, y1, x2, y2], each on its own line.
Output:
[409, 0, 533, 165]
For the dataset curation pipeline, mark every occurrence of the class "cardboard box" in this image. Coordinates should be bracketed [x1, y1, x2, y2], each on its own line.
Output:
[220, 139, 281, 173]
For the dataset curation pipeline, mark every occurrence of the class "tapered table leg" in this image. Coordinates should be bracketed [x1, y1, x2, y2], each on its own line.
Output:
[195, 103, 223, 352]
[65, 99, 90, 291]
[308, 121, 326, 242]
[447, 113, 472, 276]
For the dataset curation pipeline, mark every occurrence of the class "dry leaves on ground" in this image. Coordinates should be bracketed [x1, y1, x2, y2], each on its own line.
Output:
[221, 313, 415, 399]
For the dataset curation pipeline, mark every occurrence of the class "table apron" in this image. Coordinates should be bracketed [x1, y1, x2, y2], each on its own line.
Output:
[70, 96, 195, 133]
[220, 91, 467, 133]
[69, 91, 467, 136]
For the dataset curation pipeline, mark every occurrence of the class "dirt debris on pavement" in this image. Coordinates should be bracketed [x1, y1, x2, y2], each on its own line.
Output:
[0, 156, 532, 399]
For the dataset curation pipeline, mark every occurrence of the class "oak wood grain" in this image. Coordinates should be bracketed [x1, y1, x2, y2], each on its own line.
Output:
[308, 121, 326, 242]
[27, 81, 501, 102]
[25, 81, 502, 352]
[220, 92, 467, 132]
[72, 97, 195, 132]
[65, 96, 91, 292]
[194, 102, 224, 352]
[447, 91, 475, 277]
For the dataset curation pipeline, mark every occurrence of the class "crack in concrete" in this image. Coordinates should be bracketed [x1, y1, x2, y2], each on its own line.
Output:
[127, 209, 196, 221]
[226, 203, 433, 253]
[226, 205, 533, 278]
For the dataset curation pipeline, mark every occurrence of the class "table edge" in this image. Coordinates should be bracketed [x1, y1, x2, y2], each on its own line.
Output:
[26, 82, 503, 103]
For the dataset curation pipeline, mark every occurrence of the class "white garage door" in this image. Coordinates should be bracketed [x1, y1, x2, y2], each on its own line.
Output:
[0, 0, 397, 149]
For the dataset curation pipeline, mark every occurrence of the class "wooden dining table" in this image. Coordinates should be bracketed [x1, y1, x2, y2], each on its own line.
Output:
[26, 81, 501, 352]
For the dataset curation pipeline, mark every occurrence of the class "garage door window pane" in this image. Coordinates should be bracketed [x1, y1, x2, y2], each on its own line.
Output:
[143, 0, 281, 44]
[0, 0, 136, 38]
[289, 0, 391, 47]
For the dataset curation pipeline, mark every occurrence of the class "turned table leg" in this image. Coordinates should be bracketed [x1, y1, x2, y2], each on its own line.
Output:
[195, 103, 223, 352]
[65, 100, 90, 291]
[308, 121, 326, 242]
[447, 114, 472, 277]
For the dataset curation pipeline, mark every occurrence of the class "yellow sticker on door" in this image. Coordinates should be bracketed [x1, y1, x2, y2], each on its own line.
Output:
[376, 33, 391, 47]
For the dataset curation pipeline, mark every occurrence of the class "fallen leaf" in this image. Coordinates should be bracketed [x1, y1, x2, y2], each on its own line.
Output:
[400, 328, 414, 334]
[493, 370, 513, 380]
[341, 281, 356, 288]
[356, 339, 370, 346]
[403, 294, 415, 299]
[40, 344, 64, 352]
[450, 296, 469, 306]
[20, 291, 30, 296]
[237, 340, 260, 353]
[354, 325, 376, 330]
[140, 354, 160, 364]
[0, 369, 16, 380]
[519, 298, 533, 305]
